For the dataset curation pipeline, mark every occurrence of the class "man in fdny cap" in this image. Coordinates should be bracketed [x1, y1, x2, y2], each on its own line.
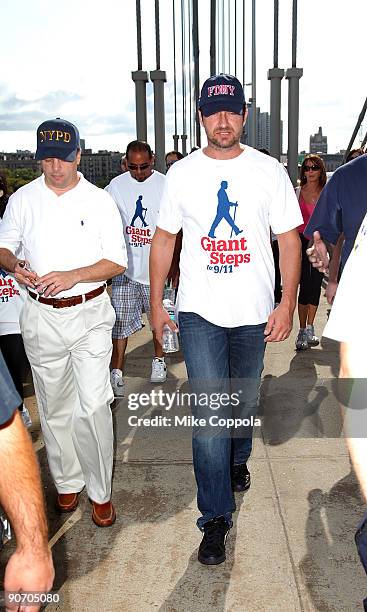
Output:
[150, 73, 302, 565]
[196, 73, 248, 153]
[0, 118, 128, 528]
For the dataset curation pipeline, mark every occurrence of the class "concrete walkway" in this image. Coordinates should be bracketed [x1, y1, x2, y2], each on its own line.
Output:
[1, 297, 366, 611]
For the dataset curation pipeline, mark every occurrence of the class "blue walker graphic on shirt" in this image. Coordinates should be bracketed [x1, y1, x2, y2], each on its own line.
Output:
[208, 180, 243, 238]
[130, 195, 148, 227]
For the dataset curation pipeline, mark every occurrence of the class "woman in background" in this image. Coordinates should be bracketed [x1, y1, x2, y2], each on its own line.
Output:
[295, 155, 327, 350]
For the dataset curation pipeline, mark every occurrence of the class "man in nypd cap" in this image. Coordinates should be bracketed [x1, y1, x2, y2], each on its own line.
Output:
[0, 118, 127, 527]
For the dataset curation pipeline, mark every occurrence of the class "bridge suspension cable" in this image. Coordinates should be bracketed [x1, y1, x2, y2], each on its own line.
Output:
[188, 0, 193, 150]
[172, 0, 179, 150]
[180, 0, 187, 155]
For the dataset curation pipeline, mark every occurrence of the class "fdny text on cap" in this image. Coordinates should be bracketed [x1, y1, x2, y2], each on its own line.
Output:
[207, 84, 236, 97]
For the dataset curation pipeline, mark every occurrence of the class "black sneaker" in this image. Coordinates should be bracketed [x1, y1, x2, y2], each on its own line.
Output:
[231, 463, 251, 492]
[198, 516, 230, 565]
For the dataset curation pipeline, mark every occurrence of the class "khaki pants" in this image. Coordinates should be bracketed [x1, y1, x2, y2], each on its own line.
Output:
[20, 292, 116, 504]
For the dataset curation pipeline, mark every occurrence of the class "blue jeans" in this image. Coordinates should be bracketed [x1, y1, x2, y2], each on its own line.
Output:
[179, 312, 266, 529]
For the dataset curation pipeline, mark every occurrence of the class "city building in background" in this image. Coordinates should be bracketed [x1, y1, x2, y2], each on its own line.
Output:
[242, 103, 283, 153]
[257, 110, 270, 151]
[310, 126, 327, 155]
[0, 150, 39, 173]
[79, 149, 122, 187]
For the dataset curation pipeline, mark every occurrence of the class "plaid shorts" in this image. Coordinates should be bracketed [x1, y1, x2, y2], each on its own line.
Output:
[111, 274, 150, 339]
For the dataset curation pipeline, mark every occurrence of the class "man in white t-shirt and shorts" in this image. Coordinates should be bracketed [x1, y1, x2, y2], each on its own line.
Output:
[150, 74, 302, 565]
[106, 141, 166, 395]
[0, 118, 127, 528]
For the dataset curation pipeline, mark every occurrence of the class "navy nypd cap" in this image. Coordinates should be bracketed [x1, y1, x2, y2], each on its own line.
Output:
[35, 118, 80, 161]
[198, 73, 245, 117]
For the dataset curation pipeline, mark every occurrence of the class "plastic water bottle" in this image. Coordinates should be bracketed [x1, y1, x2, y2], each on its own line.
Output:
[162, 299, 179, 353]
[163, 284, 176, 304]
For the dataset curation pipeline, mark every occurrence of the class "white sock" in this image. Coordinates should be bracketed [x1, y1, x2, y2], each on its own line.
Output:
[111, 368, 123, 376]
[154, 357, 165, 362]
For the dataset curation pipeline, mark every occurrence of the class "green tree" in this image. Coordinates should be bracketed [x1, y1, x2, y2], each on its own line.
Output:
[0, 167, 41, 194]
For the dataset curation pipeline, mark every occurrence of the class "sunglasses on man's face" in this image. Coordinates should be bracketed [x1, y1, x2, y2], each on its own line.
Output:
[304, 165, 320, 172]
[127, 162, 151, 171]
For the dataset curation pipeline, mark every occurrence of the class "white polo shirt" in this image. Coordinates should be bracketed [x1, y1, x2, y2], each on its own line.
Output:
[0, 173, 127, 298]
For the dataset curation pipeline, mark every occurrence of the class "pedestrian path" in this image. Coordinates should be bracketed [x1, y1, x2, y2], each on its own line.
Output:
[2, 297, 366, 611]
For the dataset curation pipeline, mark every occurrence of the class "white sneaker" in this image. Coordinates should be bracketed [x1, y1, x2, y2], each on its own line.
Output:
[295, 329, 308, 351]
[111, 369, 125, 397]
[150, 358, 167, 383]
[20, 404, 32, 428]
[306, 324, 320, 347]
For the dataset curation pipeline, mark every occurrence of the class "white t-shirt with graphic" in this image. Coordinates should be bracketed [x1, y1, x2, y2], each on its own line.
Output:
[106, 171, 166, 286]
[323, 212, 367, 342]
[0, 218, 26, 335]
[157, 147, 303, 327]
[0, 269, 26, 335]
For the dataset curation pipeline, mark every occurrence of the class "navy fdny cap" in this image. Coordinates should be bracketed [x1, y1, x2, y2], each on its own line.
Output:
[198, 73, 245, 117]
[35, 118, 80, 161]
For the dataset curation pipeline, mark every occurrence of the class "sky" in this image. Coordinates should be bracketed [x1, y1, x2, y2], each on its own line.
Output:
[0, 0, 366, 155]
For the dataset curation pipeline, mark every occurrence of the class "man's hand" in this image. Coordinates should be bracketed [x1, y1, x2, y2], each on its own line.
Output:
[151, 304, 178, 344]
[5, 548, 54, 612]
[264, 301, 293, 343]
[325, 279, 338, 305]
[0, 410, 54, 612]
[306, 231, 330, 273]
[34, 271, 79, 297]
[13, 261, 38, 290]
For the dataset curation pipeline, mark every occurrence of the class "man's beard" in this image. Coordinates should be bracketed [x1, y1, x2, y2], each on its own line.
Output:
[207, 132, 241, 150]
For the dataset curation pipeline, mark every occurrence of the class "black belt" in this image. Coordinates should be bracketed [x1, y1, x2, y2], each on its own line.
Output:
[28, 285, 106, 308]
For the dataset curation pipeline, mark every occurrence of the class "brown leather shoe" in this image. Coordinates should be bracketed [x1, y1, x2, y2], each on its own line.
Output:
[56, 493, 79, 513]
[91, 500, 116, 527]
